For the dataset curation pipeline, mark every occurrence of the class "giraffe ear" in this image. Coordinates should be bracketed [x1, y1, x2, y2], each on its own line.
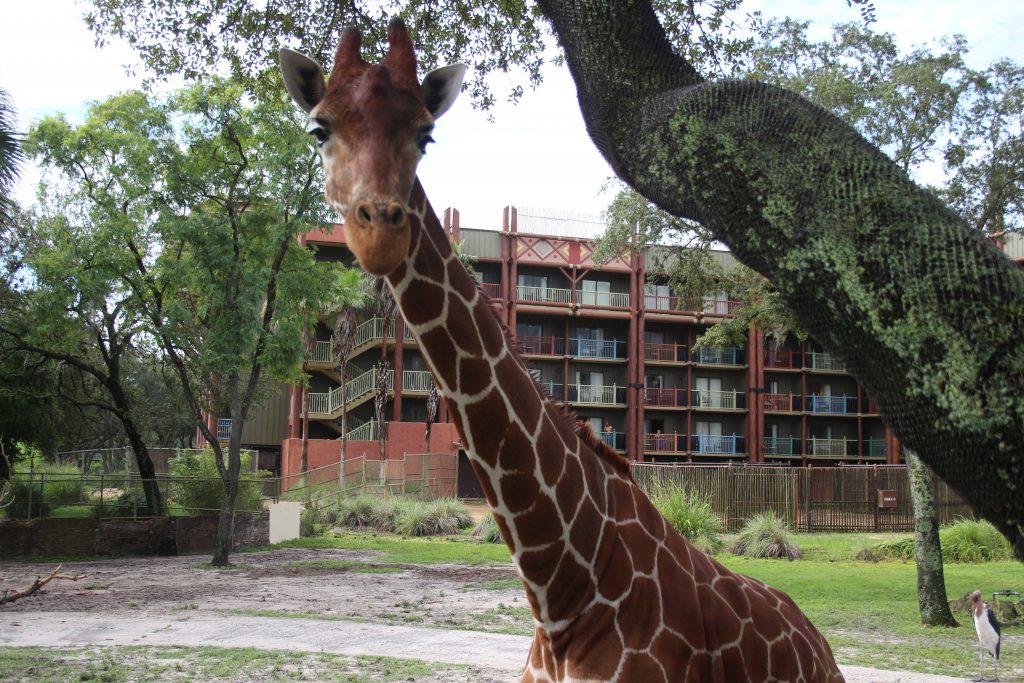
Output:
[279, 48, 327, 113]
[421, 64, 466, 119]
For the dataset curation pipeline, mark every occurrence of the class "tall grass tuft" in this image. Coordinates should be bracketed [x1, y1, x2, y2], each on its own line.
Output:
[730, 513, 801, 559]
[648, 483, 723, 554]
[369, 497, 406, 533]
[940, 518, 1011, 563]
[855, 537, 915, 562]
[472, 513, 505, 544]
[395, 497, 474, 537]
[337, 494, 381, 529]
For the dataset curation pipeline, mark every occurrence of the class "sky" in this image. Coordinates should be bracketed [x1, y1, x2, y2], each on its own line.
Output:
[2, 0, 1022, 233]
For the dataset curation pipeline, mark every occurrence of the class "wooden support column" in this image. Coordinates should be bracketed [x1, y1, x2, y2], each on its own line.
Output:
[392, 318, 405, 422]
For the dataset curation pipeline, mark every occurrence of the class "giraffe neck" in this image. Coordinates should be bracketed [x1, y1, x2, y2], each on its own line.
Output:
[385, 180, 621, 630]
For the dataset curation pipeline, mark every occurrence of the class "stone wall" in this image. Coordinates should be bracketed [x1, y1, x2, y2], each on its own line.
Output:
[0, 512, 269, 559]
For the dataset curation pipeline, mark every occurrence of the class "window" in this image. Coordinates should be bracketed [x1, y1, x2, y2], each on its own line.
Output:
[694, 376, 722, 407]
[216, 418, 232, 440]
[645, 283, 672, 309]
[580, 279, 611, 306]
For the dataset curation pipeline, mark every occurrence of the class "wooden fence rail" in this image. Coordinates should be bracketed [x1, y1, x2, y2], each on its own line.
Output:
[630, 464, 975, 532]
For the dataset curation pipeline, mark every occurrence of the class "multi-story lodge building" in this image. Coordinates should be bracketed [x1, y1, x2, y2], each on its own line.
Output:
[225, 208, 1024, 477]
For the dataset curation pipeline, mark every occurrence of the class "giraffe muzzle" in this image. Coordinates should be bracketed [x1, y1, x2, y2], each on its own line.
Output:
[345, 199, 411, 276]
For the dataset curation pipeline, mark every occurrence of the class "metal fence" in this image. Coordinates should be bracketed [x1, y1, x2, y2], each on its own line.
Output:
[5, 452, 457, 521]
[53, 447, 259, 475]
[631, 463, 975, 532]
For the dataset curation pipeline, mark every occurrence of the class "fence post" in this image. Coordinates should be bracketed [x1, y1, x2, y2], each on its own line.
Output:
[422, 453, 429, 499]
[99, 472, 104, 518]
[872, 465, 879, 532]
[726, 462, 734, 531]
[803, 469, 811, 532]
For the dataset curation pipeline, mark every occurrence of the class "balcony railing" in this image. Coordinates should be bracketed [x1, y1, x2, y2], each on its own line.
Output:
[308, 340, 333, 364]
[598, 431, 627, 451]
[346, 420, 379, 441]
[481, 282, 501, 299]
[309, 365, 394, 417]
[517, 285, 572, 304]
[807, 437, 857, 457]
[567, 337, 627, 360]
[691, 389, 745, 409]
[643, 387, 687, 407]
[808, 351, 843, 371]
[354, 317, 395, 348]
[764, 349, 803, 369]
[518, 335, 565, 356]
[692, 346, 742, 365]
[701, 297, 739, 316]
[643, 342, 688, 362]
[567, 383, 627, 405]
[538, 381, 563, 398]
[644, 294, 679, 311]
[860, 398, 879, 414]
[644, 432, 685, 452]
[579, 291, 630, 308]
[763, 436, 800, 456]
[864, 437, 887, 457]
[807, 394, 856, 414]
[763, 393, 801, 412]
[691, 433, 744, 455]
[402, 370, 434, 393]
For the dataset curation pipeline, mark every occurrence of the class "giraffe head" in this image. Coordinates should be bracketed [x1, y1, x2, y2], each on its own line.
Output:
[280, 20, 465, 275]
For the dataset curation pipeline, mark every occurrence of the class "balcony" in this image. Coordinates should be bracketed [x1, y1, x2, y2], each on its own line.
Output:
[517, 335, 565, 356]
[644, 293, 679, 311]
[567, 337, 627, 360]
[537, 381, 564, 398]
[579, 291, 630, 308]
[308, 340, 334, 365]
[765, 349, 803, 369]
[807, 437, 857, 458]
[692, 346, 743, 365]
[567, 383, 627, 405]
[402, 370, 434, 394]
[807, 351, 844, 371]
[691, 433, 745, 455]
[354, 317, 395, 349]
[517, 285, 572, 304]
[643, 387, 687, 407]
[644, 432, 686, 453]
[763, 393, 800, 412]
[691, 389, 745, 410]
[860, 398, 879, 414]
[309, 365, 393, 418]
[806, 394, 857, 414]
[864, 438, 887, 458]
[598, 431, 627, 452]
[763, 436, 800, 456]
[701, 297, 739, 316]
[481, 282, 501, 299]
[643, 341, 688, 363]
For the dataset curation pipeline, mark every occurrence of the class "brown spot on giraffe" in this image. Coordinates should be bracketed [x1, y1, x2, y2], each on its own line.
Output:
[280, 20, 845, 682]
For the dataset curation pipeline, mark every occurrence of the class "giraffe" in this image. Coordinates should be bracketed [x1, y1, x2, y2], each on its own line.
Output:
[280, 20, 845, 683]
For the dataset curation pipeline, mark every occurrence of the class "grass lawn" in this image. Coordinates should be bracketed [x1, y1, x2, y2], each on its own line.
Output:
[265, 530, 1023, 679]
[0, 645, 494, 682]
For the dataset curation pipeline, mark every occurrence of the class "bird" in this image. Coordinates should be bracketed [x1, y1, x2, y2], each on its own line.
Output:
[971, 591, 1002, 682]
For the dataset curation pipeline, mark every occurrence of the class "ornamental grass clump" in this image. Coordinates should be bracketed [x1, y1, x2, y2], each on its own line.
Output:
[649, 483, 723, 554]
[940, 518, 1012, 563]
[730, 513, 801, 560]
[337, 494, 380, 529]
[396, 497, 473, 537]
[472, 512, 505, 544]
[855, 536, 915, 562]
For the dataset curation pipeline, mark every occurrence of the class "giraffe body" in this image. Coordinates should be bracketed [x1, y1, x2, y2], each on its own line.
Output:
[280, 21, 844, 682]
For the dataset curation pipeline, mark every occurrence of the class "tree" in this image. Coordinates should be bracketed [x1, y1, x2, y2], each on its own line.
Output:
[0, 87, 23, 230]
[537, 0, 1024, 558]
[136, 79, 337, 565]
[906, 450, 959, 627]
[330, 268, 367, 469]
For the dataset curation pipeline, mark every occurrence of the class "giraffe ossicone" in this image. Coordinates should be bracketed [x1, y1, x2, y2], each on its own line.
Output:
[281, 20, 846, 682]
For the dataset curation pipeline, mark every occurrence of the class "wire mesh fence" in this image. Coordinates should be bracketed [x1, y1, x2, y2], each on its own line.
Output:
[4, 452, 457, 521]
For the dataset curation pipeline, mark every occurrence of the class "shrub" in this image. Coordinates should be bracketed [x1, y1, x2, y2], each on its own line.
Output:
[169, 449, 269, 514]
[103, 488, 150, 518]
[337, 494, 382, 529]
[6, 463, 84, 519]
[731, 513, 801, 560]
[649, 484, 723, 554]
[471, 513, 505, 544]
[855, 537, 915, 562]
[368, 496, 406, 533]
[941, 518, 1012, 563]
[395, 497, 474, 537]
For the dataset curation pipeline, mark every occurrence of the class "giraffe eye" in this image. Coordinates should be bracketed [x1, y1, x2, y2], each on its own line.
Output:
[417, 128, 435, 154]
[307, 118, 330, 146]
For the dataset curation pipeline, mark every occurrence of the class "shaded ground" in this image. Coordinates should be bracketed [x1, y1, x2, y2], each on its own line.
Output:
[0, 548, 1009, 682]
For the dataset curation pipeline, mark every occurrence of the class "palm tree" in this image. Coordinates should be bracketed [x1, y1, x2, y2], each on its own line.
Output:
[0, 88, 24, 229]
[299, 327, 317, 474]
[330, 268, 365, 480]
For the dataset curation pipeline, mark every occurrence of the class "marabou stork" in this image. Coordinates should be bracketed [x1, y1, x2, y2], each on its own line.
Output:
[971, 591, 1002, 682]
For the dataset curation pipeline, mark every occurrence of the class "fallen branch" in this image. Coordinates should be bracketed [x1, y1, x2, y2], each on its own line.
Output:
[0, 564, 91, 606]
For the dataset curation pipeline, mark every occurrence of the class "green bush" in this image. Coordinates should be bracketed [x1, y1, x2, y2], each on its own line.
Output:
[392, 496, 473, 536]
[103, 488, 150, 518]
[731, 513, 801, 560]
[855, 519, 1010, 564]
[338, 494, 382, 529]
[169, 449, 269, 514]
[6, 463, 84, 519]
[649, 484, 723, 554]
[368, 496, 406, 533]
[472, 512, 505, 544]
[940, 518, 1011, 563]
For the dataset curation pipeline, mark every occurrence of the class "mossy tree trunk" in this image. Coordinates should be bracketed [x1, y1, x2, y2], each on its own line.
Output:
[906, 450, 959, 627]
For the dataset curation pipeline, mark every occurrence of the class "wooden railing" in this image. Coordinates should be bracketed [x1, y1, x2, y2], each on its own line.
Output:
[567, 337, 627, 359]
[763, 393, 800, 412]
[643, 341, 688, 362]
[764, 349, 803, 369]
[579, 291, 630, 307]
[763, 436, 801, 456]
[807, 351, 844, 371]
[567, 383, 627, 405]
[691, 389, 744, 409]
[517, 335, 565, 356]
[597, 431, 627, 451]
[701, 297, 739, 315]
[807, 437, 856, 457]
[308, 340, 333, 364]
[516, 284, 572, 304]
[692, 346, 742, 365]
[402, 370, 434, 393]
[691, 433, 744, 454]
[643, 432, 686, 452]
[481, 282, 501, 298]
[643, 387, 687, 407]
[807, 394, 856, 414]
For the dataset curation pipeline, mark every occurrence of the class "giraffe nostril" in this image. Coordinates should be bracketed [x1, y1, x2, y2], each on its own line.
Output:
[387, 204, 405, 227]
[358, 205, 372, 223]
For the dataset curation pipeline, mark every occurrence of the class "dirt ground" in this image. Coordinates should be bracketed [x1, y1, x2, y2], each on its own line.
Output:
[0, 547, 998, 682]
